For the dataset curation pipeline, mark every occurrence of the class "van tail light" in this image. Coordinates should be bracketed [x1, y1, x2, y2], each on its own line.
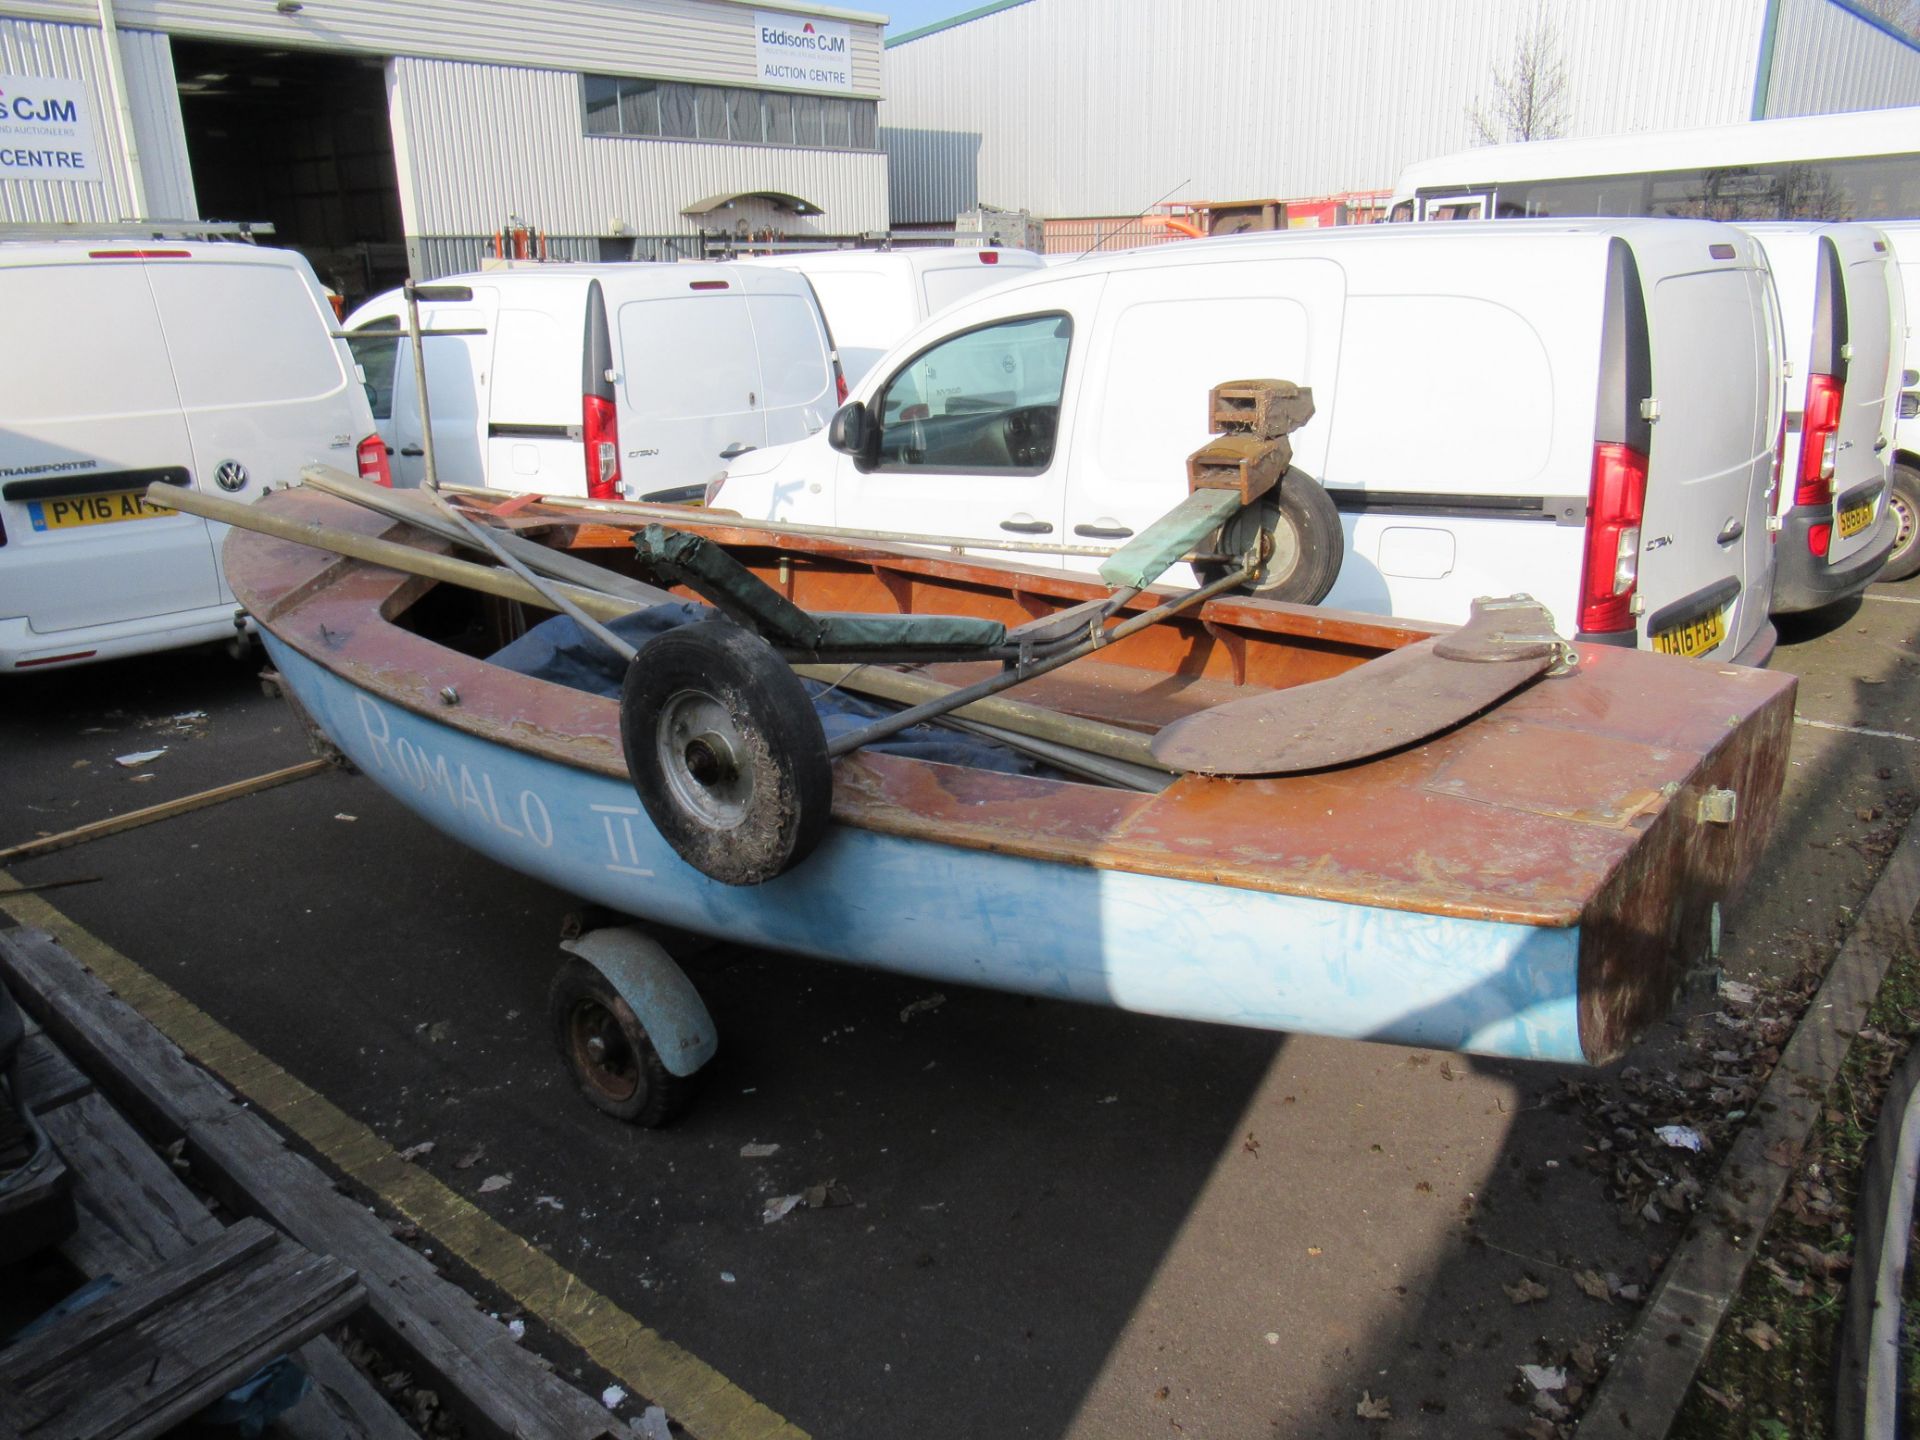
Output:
[1796, 373, 1842, 508]
[703, 473, 728, 507]
[356, 434, 392, 488]
[979, 250, 1000, 264]
[835, 368, 849, 405]
[583, 394, 621, 500]
[1578, 441, 1649, 634]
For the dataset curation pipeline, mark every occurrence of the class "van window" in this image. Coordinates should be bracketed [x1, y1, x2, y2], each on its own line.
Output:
[146, 263, 345, 406]
[745, 293, 831, 408]
[619, 294, 758, 421]
[346, 317, 400, 420]
[0, 265, 178, 421]
[875, 313, 1071, 472]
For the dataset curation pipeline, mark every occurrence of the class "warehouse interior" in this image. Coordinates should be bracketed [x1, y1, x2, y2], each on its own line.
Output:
[173, 38, 406, 303]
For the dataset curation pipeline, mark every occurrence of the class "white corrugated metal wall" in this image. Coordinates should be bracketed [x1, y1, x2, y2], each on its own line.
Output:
[1764, 0, 1920, 117]
[882, 0, 1779, 224]
[1, 0, 885, 92]
[0, 15, 194, 223]
[390, 56, 887, 247]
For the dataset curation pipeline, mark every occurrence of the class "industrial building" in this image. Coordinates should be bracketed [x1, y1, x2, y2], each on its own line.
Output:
[882, 0, 1920, 245]
[0, 0, 888, 298]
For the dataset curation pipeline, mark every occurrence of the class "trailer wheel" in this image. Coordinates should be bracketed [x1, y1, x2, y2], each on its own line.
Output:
[621, 619, 832, 886]
[1199, 470, 1344, 605]
[1880, 463, 1920, 584]
[548, 957, 692, 1126]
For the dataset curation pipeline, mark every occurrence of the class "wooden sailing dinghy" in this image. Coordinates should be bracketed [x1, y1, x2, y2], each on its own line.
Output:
[202, 461, 1793, 1096]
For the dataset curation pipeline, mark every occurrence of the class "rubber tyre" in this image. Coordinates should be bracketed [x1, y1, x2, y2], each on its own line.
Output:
[621, 619, 832, 886]
[1878, 463, 1920, 584]
[1198, 470, 1344, 605]
[547, 957, 692, 1127]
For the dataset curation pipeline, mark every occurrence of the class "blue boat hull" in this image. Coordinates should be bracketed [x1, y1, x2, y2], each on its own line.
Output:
[268, 637, 1586, 1063]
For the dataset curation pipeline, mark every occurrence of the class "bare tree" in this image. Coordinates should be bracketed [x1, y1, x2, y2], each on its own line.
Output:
[1850, 0, 1920, 40]
[1468, 9, 1570, 145]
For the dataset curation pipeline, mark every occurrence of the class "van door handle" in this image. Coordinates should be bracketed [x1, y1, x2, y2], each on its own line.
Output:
[1074, 522, 1134, 539]
[719, 442, 756, 460]
[1716, 518, 1744, 545]
[1000, 516, 1054, 534]
[399, 445, 425, 457]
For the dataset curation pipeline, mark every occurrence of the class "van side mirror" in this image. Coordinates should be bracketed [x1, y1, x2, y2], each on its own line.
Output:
[827, 401, 873, 460]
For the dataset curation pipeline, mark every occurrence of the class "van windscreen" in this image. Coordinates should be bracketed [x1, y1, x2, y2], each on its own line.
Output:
[146, 263, 345, 407]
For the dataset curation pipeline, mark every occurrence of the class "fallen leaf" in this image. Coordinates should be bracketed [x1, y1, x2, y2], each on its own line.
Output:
[115, 748, 166, 768]
[1569, 1341, 1598, 1376]
[454, 1145, 485, 1170]
[1504, 1277, 1550, 1305]
[1306, 1246, 1323, 1257]
[1574, 1268, 1612, 1302]
[1697, 1381, 1742, 1412]
[1355, 1391, 1392, 1421]
[762, 1194, 804, 1224]
[1741, 1320, 1781, 1352]
[1524, 1420, 1559, 1440]
[899, 993, 947, 1023]
[1439, 1059, 1458, 1081]
[740, 1142, 780, 1159]
[1718, 980, 1759, 1005]
[1519, 1364, 1567, 1391]
[397, 1141, 435, 1162]
[1764, 1138, 1799, 1168]
[1242, 1132, 1261, 1157]
[477, 1173, 512, 1194]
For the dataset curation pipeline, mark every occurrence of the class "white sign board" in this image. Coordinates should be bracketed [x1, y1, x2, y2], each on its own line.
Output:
[0, 75, 99, 182]
[755, 11, 853, 93]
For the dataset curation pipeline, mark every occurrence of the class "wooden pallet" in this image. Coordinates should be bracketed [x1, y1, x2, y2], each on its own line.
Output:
[0, 1217, 361, 1440]
[0, 927, 630, 1440]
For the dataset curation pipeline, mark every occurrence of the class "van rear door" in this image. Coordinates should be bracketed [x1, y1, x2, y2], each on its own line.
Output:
[1828, 230, 1898, 566]
[739, 274, 838, 452]
[614, 280, 767, 495]
[0, 255, 218, 639]
[1633, 236, 1771, 661]
[144, 254, 364, 594]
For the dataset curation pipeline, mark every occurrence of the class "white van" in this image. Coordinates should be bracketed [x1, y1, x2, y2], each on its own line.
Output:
[1734, 223, 1901, 610]
[1870, 220, 1920, 583]
[731, 248, 1045, 385]
[0, 238, 384, 672]
[714, 221, 1781, 665]
[342, 262, 842, 503]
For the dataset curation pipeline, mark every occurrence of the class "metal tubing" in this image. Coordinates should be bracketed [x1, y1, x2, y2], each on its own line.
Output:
[825, 562, 1256, 758]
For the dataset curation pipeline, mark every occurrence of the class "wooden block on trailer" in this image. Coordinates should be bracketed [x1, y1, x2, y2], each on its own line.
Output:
[1186, 433, 1290, 504]
[1209, 379, 1315, 438]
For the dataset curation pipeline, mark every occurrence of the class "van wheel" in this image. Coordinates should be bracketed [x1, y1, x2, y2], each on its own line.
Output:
[621, 620, 832, 886]
[1199, 471, 1344, 605]
[1880, 464, 1920, 583]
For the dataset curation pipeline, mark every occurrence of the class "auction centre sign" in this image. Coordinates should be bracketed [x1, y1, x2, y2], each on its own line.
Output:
[755, 11, 853, 92]
[0, 75, 99, 181]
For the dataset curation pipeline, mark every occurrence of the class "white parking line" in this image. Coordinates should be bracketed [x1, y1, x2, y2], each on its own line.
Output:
[1866, 593, 1920, 605]
[1795, 715, 1920, 745]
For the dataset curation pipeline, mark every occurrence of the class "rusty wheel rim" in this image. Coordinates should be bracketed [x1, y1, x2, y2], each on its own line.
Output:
[565, 998, 641, 1104]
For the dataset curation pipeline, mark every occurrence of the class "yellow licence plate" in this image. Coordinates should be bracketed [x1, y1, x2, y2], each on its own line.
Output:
[27, 490, 172, 532]
[1839, 501, 1875, 539]
[1651, 605, 1728, 659]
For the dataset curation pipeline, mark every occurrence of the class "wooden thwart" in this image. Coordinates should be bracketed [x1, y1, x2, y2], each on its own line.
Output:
[0, 1217, 363, 1440]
